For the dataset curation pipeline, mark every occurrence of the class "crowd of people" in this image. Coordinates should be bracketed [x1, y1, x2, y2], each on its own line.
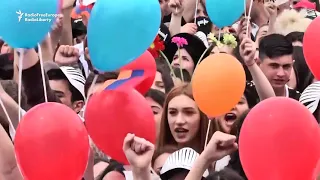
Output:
[0, 0, 320, 179]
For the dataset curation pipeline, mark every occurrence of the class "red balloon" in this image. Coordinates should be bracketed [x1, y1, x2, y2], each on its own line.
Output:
[14, 103, 89, 180]
[303, 17, 320, 80]
[120, 50, 156, 95]
[239, 97, 320, 180]
[85, 89, 156, 164]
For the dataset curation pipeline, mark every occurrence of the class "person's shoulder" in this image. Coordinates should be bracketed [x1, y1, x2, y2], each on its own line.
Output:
[288, 87, 301, 100]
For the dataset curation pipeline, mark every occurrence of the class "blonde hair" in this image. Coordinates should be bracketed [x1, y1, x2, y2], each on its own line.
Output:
[274, 9, 312, 35]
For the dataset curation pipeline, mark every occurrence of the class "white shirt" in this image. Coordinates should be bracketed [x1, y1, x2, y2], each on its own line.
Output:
[74, 42, 90, 78]
[285, 84, 290, 97]
[215, 155, 231, 171]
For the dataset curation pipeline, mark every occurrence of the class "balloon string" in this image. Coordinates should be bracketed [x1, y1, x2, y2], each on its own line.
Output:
[244, 0, 247, 17]
[159, 50, 177, 79]
[82, 74, 98, 118]
[18, 49, 24, 123]
[246, 0, 253, 37]
[0, 96, 15, 137]
[178, 48, 184, 83]
[193, 44, 212, 76]
[194, 0, 199, 24]
[204, 120, 212, 149]
[38, 43, 48, 103]
[192, 28, 221, 79]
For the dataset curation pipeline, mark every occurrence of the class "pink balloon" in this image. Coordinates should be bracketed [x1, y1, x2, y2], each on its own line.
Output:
[239, 97, 320, 180]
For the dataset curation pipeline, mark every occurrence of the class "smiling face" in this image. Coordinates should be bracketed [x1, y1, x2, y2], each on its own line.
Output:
[171, 49, 195, 75]
[216, 95, 249, 133]
[167, 95, 200, 146]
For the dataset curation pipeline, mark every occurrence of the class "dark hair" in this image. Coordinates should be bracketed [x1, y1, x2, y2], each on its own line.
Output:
[156, 59, 175, 93]
[200, 0, 208, 16]
[72, 18, 87, 39]
[145, 89, 165, 107]
[233, 42, 253, 82]
[286, 32, 304, 43]
[47, 69, 84, 102]
[84, 72, 118, 97]
[0, 80, 28, 139]
[0, 39, 4, 49]
[230, 109, 250, 138]
[0, 80, 28, 110]
[206, 167, 245, 180]
[292, 46, 313, 93]
[227, 109, 251, 180]
[173, 68, 192, 82]
[95, 159, 125, 180]
[94, 156, 109, 165]
[0, 53, 14, 80]
[259, 34, 293, 60]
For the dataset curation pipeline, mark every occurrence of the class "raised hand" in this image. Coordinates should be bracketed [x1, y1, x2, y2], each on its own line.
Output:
[265, 1, 277, 18]
[168, 0, 184, 16]
[54, 45, 80, 66]
[202, 131, 238, 162]
[52, 14, 63, 31]
[123, 133, 155, 170]
[240, 37, 257, 66]
[237, 17, 252, 42]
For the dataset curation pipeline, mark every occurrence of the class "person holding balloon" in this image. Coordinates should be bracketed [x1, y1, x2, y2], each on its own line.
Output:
[184, 131, 239, 180]
[190, 36, 275, 173]
[193, 36, 275, 135]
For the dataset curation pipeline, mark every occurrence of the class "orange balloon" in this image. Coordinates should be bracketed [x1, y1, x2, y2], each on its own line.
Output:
[192, 53, 246, 117]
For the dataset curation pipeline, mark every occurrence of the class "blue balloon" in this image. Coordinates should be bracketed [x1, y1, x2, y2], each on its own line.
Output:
[0, 0, 58, 48]
[207, 0, 244, 28]
[87, 0, 161, 71]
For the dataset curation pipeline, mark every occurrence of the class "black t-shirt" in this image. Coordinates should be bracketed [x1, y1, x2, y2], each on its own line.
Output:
[245, 81, 301, 108]
[159, 23, 171, 43]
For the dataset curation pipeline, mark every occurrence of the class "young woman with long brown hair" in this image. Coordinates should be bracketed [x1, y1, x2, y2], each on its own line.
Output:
[156, 83, 217, 153]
